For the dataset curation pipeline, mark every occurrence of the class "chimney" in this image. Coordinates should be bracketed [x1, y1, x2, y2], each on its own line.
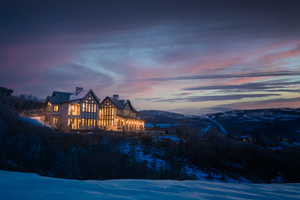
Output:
[113, 94, 119, 100]
[75, 87, 83, 95]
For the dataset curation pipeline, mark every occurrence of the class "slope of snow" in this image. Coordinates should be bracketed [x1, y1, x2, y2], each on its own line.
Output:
[145, 123, 179, 128]
[119, 143, 167, 170]
[1, 170, 300, 200]
[119, 143, 245, 181]
[19, 116, 45, 127]
[156, 135, 181, 142]
[181, 165, 251, 183]
[201, 124, 212, 134]
[205, 116, 228, 135]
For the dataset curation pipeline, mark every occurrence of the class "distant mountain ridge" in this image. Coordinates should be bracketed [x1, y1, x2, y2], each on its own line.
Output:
[140, 108, 300, 145]
[141, 108, 300, 119]
[139, 110, 187, 124]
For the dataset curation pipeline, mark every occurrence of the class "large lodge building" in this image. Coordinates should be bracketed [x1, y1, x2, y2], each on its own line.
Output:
[45, 87, 144, 132]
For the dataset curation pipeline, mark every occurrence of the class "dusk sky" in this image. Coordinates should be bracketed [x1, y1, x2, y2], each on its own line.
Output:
[1, 0, 300, 114]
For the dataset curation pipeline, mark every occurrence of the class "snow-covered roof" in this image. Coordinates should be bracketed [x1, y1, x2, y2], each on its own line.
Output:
[47, 89, 100, 104]
[110, 97, 126, 109]
[69, 89, 100, 103]
[47, 91, 73, 104]
[69, 89, 87, 101]
[104, 96, 138, 113]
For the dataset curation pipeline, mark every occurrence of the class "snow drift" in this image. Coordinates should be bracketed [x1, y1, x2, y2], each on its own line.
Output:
[1, 170, 300, 200]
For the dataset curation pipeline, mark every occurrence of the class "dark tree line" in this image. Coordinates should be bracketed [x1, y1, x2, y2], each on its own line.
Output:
[0, 102, 185, 180]
[1, 98, 300, 182]
[145, 127, 300, 183]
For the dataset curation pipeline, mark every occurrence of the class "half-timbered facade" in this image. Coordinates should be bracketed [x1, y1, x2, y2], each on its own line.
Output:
[45, 88, 100, 131]
[99, 95, 144, 131]
[45, 88, 144, 132]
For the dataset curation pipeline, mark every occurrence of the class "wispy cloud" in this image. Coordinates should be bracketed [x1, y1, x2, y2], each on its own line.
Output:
[2, 1, 300, 113]
[208, 97, 300, 112]
[143, 93, 280, 103]
[183, 80, 300, 92]
[147, 71, 300, 81]
[170, 97, 300, 114]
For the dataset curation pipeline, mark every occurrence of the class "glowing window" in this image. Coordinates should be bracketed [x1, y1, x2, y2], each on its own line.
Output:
[47, 102, 51, 112]
[82, 103, 86, 112]
[53, 105, 59, 112]
[68, 118, 80, 130]
[68, 104, 80, 115]
[53, 117, 58, 125]
[99, 100, 115, 128]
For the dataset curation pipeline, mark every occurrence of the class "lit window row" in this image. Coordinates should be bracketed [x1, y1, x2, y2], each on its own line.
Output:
[81, 118, 97, 127]
[82, 103, 97, 113]
[68, 104, 80, 115]
[99, 105, 115, 127]
[47, 102, 59, 112]
[68, 118, 80, 130]
[68, 118, 97, 130]
[52, 117, 58, 125]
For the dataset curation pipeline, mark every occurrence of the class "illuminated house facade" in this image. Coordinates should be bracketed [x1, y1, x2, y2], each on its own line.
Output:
[99, 95, 144, 131]
[45, 88, 144, 132]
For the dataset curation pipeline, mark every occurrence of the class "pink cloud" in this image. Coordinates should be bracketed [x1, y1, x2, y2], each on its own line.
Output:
[0, 35, 85, 93]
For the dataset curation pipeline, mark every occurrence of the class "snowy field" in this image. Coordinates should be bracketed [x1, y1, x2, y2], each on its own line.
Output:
[1, 170, 300, 200]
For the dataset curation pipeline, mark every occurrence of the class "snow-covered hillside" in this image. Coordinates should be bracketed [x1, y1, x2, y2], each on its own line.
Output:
[1, 170, 300, 200]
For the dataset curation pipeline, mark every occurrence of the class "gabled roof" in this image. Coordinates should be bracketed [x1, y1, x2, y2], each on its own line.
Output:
[47, 91, 73, 104]
[101, 96, 138, 113]
[125, 100, 138, 113]
[70, 89, 87, 101]
[70, 89, 101, 104]
[47, 89, 100, 104]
